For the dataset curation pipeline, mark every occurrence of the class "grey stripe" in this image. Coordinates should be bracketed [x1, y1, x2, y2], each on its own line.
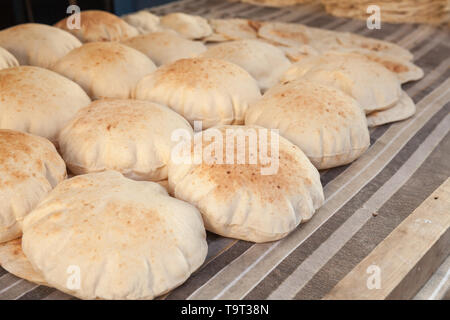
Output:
[295, 124, 450, 299]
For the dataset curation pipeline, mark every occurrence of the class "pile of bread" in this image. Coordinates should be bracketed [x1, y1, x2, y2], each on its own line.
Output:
[0, 10, 423, 299]
[321, 0, 450, 25]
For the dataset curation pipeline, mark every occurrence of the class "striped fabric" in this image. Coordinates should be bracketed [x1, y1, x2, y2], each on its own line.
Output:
[0, 0, 449, 300]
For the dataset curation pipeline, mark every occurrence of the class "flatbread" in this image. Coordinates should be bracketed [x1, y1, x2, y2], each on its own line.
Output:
[167, 125, 324, 243]
[54, 10, 138, 42]
[245, 79, 370, 169]
[0, 23, 82, 69]
[200, 39, 291, 91]
[0, 66, 91, 142]
[122, 31, 206, 66]
[122, 10, 161, 34]
[0, 47, 19, 70]
[367, 91, 416, 127]
[281, 51, 403, 113]
[0, 238, 47, 285]
[22, 171, 207, 300]
[160, 12, 212, 39]
[52, 42, 156, 99]
[0, 130, 66, 243]
[205, 18, 258, 42]
[133, 58, 261, 129]
[58, 99, 193, 181]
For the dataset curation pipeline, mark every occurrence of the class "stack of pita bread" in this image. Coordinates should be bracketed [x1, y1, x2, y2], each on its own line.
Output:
[0, 8, 425, 299]
[322, 0, 450, 25]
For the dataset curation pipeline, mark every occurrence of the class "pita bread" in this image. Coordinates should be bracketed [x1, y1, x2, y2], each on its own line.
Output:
[205, 18, 258, 42]
[122, 31, 206, 66]
[336, 48, 424, 83]
[334, 32, 413, 61]
[58, 99, 193, 181]
[167, 125, 324, 243]
[52, 42, 156, 99]
[0, 130, 66, 243]
[133, 58, 261, 129]
[276, 44, 319, 62]
[258, 21, 413, 60]
[367, 92, 416, 127]
[0, 47, 19, 70]
[281, 51, 403, 113]
[160, 12, 212, 39]
[201, 39, 291, 91]
[122, 10, 161, 34]
[0, 238, 47, 285]
[0, 66, 91, 142]
[245, 79, 370, 169]
[258, 22, 311, 48]
[54, 10, 139, 42]
[0, 23, 82, 69]
[22, 171, 207, 300]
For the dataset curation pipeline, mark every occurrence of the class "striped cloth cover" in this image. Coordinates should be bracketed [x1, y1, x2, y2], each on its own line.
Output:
[0, 0, 449, 300]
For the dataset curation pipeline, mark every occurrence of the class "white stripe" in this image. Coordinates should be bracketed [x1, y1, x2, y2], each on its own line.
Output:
[429, 268, 450, 300]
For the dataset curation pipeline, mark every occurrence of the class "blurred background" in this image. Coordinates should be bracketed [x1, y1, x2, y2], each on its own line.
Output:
[0, 0, 175, 29]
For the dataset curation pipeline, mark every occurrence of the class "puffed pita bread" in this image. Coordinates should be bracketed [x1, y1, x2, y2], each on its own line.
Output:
[22, 171, 207, 300]
[122, 10, 161, 34]
[54, 10, 138, 42]
[0, 130, 66, 243]
[337, 48, 424, 83]
[205, 18, 258, 42]
[0, 66, 91, 142]
[276, 44, 319, 62]
[122, 31, 206, 66]
[246, 79, 370, 169]
[281, 51, 402, 113]
[366, 92, 416, 127]
[160, 12, 212, 39]
[0, 47, 19, 70]
[0, 238, 47, 285]
[58, 99, 193, 181]
[201, 39, 291, 91]
[168, 125, 324, 242]
[0, 23, 82, 69]
[52, 42, 156, 99]
[133, 58, 261, 129]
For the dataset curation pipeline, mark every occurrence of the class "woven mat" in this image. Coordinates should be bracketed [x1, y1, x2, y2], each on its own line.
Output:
[1, 0, 449, 300]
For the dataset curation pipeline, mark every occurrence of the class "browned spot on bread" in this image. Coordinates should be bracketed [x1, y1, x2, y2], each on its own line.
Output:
[272, 29, 309, 44]
[365, 56, 409, 73]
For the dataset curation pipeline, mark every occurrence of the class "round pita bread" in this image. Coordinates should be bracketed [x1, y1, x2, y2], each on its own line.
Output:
[245, 79, 370, 169]
[122, 10, 161, 34]
[367, 92, 416, 127]
[0, 23, 82, 69]
[160, 12, 212, 39]
[0, 130, 66, 243]
[168, 125, 324, 243]
[281, 51, 403, 113]
[52, 42, 156, 100]
[133, 58, 261, 129]
[58, 99, 193, 181]
[0, 66, 91, 142]
[201, 39, 291, 91]
[206, 18, 258, 42]
[0, 47, 19, 70]
[54, 10, 138, 42]
[22, 171, 207, 300]
[122, 31, 206, 66]
[0, 238, 47, 285]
